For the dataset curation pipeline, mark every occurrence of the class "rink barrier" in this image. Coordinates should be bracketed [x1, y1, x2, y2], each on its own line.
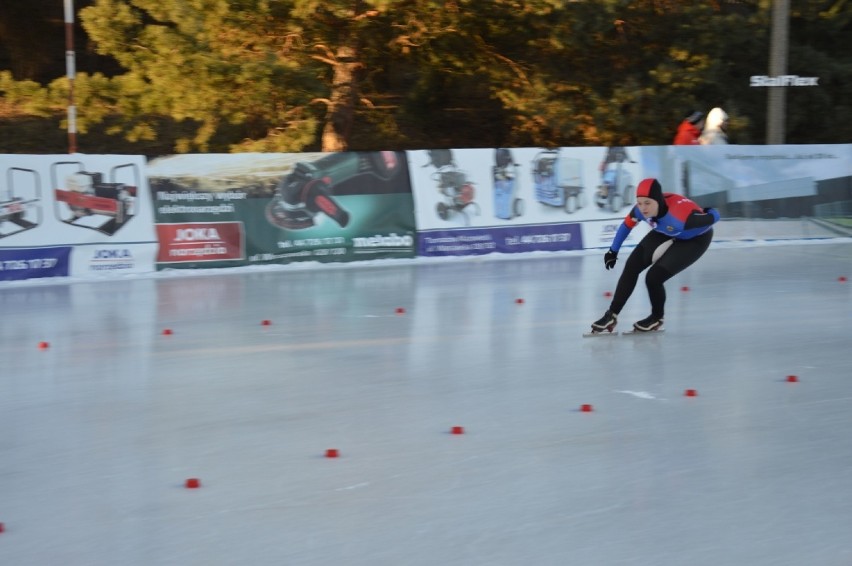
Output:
[0, 144, 850, 282]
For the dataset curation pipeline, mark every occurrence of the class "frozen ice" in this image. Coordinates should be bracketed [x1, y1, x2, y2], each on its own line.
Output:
[1, 242, 852, 565]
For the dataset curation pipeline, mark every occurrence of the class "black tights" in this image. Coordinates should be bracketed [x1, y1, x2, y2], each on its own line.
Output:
[610, 229, 712, 318]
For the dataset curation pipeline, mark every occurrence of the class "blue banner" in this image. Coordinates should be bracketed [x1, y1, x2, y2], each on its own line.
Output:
[418, 223, 583, 256]
[0, 247, 71, 281]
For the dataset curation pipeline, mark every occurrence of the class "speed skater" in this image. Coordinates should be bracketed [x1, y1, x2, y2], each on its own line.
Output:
[590, 178, 720, 333]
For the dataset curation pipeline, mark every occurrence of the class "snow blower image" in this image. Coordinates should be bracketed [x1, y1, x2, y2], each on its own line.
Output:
[531, 149, 585, 214]
[0, 167, 42, 239]
[595, 146, 636, 213]
[52, 161, 139, 236]
[424, 149, 479, 226]
[266, 151, 402, 230]
[493, 148, 524, 220]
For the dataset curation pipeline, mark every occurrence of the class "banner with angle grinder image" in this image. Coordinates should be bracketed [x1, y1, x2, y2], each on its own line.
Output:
[147, 151, 417, 269]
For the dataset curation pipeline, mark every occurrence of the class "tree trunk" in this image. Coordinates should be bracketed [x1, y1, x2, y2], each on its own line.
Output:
[321, 44, 359, 152]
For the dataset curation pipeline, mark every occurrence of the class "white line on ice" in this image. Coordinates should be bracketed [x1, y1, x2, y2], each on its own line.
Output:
[615, 390, 666, 401]
[336, 482, 370, 491]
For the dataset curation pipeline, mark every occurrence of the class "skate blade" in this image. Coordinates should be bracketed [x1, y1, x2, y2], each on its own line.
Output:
[583, 330, 619, 338]
[621, 328, 665, 335]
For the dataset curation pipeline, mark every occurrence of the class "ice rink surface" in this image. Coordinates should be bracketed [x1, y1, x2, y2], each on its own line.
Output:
[1, 241, 852, 566]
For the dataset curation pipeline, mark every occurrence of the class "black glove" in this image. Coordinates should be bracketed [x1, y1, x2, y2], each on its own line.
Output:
[604, 249, 618, 270]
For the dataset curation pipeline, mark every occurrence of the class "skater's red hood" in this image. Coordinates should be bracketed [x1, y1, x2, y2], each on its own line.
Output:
[636, 178, 668, 217]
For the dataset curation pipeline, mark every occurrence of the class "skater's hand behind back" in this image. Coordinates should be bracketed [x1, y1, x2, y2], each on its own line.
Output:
[702, 207, 721, 222]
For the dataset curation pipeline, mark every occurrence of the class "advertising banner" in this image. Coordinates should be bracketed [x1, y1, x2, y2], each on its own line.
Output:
[409, 144, 851, 255]
[0, 154, 157, 281]
[2, 144, 849, 282]
[147, 151, 416, 269]
[643, 144, 852, 242]
[0, 246, 71, 281]
[408, 147, 651, 256]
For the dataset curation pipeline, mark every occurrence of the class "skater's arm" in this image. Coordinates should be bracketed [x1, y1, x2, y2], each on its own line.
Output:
[683, 207, 720, 230]
[610, 214, 638, 252]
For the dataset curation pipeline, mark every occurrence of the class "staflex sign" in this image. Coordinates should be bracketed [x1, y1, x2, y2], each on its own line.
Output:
[750, 75, 820, 87]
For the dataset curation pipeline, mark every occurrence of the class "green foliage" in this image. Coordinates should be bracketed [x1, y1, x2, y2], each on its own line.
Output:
[0, 0, 850, 153]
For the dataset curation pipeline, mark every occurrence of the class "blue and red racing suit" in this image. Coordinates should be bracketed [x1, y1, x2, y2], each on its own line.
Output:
[610, 192, 719, 253]
[605, 193, 720, 319]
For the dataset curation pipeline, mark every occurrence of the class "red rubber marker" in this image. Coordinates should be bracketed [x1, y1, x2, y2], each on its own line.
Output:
[786, 375, 799, 383]
[185, 478, 201, 489]
[261, 319, 272, 326]
[38, 341, 49, 350]
[395, 307, 405, 315]
[515, 298, 525, 304]
[580, 404, 594, 413]
[681, 286, 690, 292]
[839, 276, 848, 282]
[325, 449, 339, 458]
[0, 522, 5, 533]
[162, 328, 173, 336]
[451, 426, 464, 435]
[684, 389, 698, 397]
[603, 291, 612, 297]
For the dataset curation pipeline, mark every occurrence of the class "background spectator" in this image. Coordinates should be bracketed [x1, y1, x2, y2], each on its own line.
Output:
[699, 107, 729, 145]
[673, 110, 704, 145]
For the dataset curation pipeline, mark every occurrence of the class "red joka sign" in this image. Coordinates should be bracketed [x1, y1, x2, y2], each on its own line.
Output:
[156, 222, 244, 263]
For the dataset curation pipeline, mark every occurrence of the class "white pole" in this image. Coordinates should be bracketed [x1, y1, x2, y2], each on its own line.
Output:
[64, 0, 77, 153]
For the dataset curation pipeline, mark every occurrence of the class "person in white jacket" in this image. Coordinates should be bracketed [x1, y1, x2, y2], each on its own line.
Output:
[699, 107, 729, 144]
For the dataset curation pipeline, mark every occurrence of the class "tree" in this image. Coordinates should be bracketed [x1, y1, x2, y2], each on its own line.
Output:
[71, 0, 579, 152]
[1, 0, 850, 153]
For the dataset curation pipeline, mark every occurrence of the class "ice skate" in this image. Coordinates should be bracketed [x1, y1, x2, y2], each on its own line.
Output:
[631, 315, 664, 333]
[584, 310, 618, 337]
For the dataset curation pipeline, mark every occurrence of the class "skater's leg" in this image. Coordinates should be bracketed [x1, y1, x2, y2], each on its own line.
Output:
[645, 264, 673, 318]
[590, 245, 648, 332]
[608, 252, 644, 314]
[655, 229, 713, 276]
[608, 231, 669, 314]
[634, 229, 713, 329]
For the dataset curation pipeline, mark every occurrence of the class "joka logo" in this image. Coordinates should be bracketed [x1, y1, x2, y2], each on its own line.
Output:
[750, 75, 819, 87]
[93, 249, 132, 259]
[173, 227, 222, 242]
[156, 222, 244, 263]
[90, 249, 134, 271]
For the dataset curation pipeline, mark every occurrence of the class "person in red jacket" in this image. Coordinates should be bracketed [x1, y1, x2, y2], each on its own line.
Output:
[589, 178, 720, 333]
[672, 110, 704, 145]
